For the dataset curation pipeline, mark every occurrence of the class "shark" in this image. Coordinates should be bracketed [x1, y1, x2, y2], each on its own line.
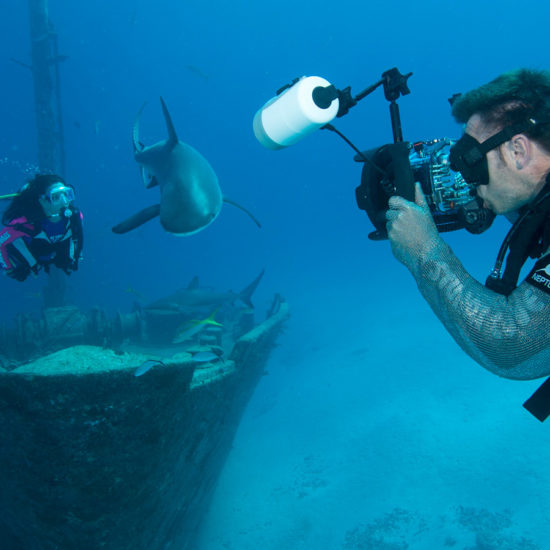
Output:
[144, 269, 265, 316]
[112, 97, 260, 235]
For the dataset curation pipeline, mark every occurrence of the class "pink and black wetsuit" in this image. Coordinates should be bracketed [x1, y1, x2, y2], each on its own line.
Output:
[0, 208, 83, 281]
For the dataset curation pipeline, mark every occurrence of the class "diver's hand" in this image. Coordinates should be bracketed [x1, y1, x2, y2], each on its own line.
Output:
[6, 264, 30, 282]
[386, 182, 442, 273]
[54, 255, 78, 275]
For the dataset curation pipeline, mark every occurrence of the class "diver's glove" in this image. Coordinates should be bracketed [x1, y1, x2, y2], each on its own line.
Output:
[54, 254, 79, 275]
[6, 261, 39, 282]
[3, 244, 38, 282]
[6, 264, 30, 282]
[385, 182, 446, 275]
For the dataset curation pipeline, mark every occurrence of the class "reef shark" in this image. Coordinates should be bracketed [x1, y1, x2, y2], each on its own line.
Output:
[112, 97, 260, 235]
[144, 269, 265, 316]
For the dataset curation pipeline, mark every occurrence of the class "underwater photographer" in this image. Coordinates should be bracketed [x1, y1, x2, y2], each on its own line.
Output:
[386, 70, 550, 391]
[254, 68, 550, 421]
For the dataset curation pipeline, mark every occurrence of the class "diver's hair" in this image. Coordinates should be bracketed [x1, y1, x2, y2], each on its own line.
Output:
[2, 173, 68, 225]
[451, 68, 550, 153]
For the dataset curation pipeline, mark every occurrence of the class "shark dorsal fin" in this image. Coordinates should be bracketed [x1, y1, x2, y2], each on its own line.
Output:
[160, 97, 178, 148]
[187, 276, 200, 290]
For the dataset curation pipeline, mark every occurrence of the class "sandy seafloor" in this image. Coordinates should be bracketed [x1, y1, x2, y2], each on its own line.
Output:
[196, 265, 550, 550]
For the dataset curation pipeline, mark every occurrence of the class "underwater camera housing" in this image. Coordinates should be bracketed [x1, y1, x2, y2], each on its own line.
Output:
[349, 68, 495, 240]
[355, 138, 496, 240]
[253, 67, 495, 239]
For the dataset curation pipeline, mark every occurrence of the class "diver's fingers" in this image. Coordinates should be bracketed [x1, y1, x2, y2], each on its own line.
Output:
[387, 194, 412, 211]
[414, 182, 429, 210]
[385, 208, 400, 222]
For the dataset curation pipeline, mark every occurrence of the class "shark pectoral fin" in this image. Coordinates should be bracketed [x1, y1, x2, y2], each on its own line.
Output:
[112, 204, 161, 234]
[223, 197, 262, 229]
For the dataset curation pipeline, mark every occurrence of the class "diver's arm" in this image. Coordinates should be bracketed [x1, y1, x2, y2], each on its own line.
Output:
[387, 183, 550, 380]
[415, 239, 550, 379]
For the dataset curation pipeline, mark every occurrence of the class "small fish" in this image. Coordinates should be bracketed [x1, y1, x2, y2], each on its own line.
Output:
[134, 359, 165, 377]
[191, 351, 220, 364]
[129, 8, 138, 25]
[184, 65, 209, 82]
[48, 55, 69, 65]
[125, 286, 148, 302]
[172, 310, 223, 344]
[172, 321, 205, 344]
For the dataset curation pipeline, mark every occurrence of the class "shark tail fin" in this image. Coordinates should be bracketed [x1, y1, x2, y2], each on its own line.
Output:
[239, 269, 265, 308]
[223, 197, 262, 229]
[112, 204, 161, 234]
[160, 97, 178, 148]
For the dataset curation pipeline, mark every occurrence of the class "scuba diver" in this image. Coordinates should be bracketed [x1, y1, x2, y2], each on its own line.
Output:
[385, 68, 550, 384]
[0, 174, 83, 282]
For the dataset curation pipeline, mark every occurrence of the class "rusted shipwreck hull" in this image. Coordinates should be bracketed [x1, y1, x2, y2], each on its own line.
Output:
[0, 300, 288, 550]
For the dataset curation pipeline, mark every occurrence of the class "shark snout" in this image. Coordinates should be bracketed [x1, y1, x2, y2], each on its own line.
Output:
[161, 208, 220, 236]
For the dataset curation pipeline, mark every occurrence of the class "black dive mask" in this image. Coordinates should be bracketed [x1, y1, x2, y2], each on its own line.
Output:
[449, 133, 490, 186]
[449, 119, 542, 187]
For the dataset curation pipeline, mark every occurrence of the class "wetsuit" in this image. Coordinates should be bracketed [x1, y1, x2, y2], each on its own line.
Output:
[412, 176, 550, 381]
[0, 208, 83, 282]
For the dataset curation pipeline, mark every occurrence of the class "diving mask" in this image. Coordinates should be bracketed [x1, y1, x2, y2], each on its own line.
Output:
[40, 183, 75, 218]
[449, 119, 544, 186]
[43, 185, 75, 206]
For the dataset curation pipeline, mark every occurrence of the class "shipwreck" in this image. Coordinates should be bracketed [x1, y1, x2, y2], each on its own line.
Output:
[0, 293, 288, 549]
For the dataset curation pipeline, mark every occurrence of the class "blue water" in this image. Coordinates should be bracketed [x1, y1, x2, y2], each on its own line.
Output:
[1, 0, 550, 548]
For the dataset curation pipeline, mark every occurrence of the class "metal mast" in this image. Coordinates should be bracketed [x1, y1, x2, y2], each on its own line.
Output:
[27, 0, 66, 175]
